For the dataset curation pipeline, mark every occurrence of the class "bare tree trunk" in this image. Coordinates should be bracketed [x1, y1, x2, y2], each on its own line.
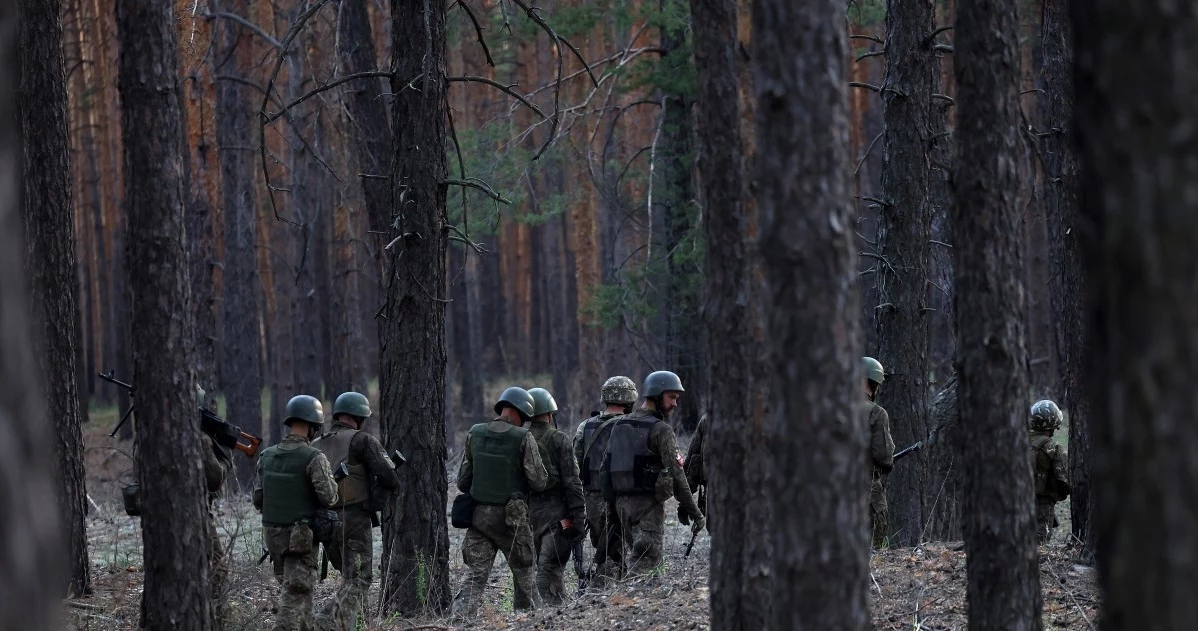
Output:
[756, 0, 868, 625]
[379, 0, 450, 614]
[0, 13, 65, 617]
[17, 0, 91, 597]
[1039, 0, 1091, 558]
[115, 0, 215, 626]
[954, 0, 1041, 626]
[1073, 1, 1198, 627]
[212, 0, 262, 482]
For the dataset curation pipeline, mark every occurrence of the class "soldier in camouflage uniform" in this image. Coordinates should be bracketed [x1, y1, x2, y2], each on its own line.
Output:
[254, 395, 339, 631]
[523, 388, 585, 605]
[573, 376, 637, 585]
[683, 413, 709, 522]
[312, 392, 400, 630]
[451, 387, 549, 619]
[197, 387, 230, 615]
[603, 371, 705, 576]
[862, 357, 895, 548]
[1028, 399, 1070, 544]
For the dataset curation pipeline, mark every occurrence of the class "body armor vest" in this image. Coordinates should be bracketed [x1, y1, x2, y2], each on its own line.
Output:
[580, 413, 619, 492]
[313, 426, 370, 508]
[1029, 433, 1053, 497]
[260, 443, 320, 527]
[530, 425, 561, 492]
[604, 413, 661, 495]
[469, 422, 530, 505]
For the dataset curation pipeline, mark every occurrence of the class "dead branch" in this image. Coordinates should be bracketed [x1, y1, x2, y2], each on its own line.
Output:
[923, 25, 954, 47]
[509, 0, 598, 87]
[856, 49, 886, 62]
[447, 75, 548, 120]
[850, 81, 882, 92]
[451, 0, 495, 67]
[203, 11, 283, 50]
[441, 178, 514, 205]
[854, 131, 883, 175]
[850, 34, 885, 45]
[264, 71, 396, 124]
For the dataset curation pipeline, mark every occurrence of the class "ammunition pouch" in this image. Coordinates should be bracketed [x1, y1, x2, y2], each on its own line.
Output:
[312, 509, 340, 545]
[122, 484, 142, 517]
[451, 493, 475, 529]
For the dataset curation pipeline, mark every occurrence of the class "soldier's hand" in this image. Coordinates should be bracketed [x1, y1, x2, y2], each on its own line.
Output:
[691, 515, 706, 534]
[678, 507, 691, 526]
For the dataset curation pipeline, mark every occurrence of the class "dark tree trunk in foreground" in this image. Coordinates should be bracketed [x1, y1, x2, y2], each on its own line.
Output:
[212, 0, 262, 481]
[954, 0, 1042, 628]
[875, 0, 935, 548]
[17, 0, 91, 597]
[0, 10, 66, 622]
[115, 0, 215, 628]
[1074, 1, 1198, 628]
[379, 0, 451, 614]
[756, 0, 868, 626]
[1040, 0, 1092, 558]
[693, 0, 770, 628]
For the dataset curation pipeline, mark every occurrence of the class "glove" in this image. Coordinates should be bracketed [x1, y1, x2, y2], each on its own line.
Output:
[678, 507, 691, 526]
[691, 514, 706, 534]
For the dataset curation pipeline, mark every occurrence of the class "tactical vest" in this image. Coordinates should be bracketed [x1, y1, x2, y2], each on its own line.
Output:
[468, 422, 530, 505]
[312, 427, 370, 508]
[260, 443, 321, 527]
[530, 424, 561, 492]
[1029, 433, 1054, 497]
[604, 413, 661, 495]
[580, 414, 618, 492]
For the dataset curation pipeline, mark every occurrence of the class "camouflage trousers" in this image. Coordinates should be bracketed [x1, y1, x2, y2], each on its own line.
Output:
[451, 501, 540, 618]
[1036, 498, 1059, 544]
[529, 496, 571, 605]
[265, 524, 319, 631]
[870, 477, 890, 548]
[319, 506, 374, 631]
[613, 494, 665, 576]
[583, 491, 623, 584]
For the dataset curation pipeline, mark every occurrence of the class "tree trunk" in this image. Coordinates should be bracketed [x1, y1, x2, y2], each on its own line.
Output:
[954, 0, 1042, 626]
[0, 14, 65, 617]
[756, 0, 868, 625]
[115, 0, 215, 626]
[693, 0, 770, 628]
[875, 0, 935, 548]
[1073, 1, 1198, 627]
[17, 0, 91, 597]
[1039, 0, 1091, 559]
[379, 0, 451, 614]
[212, 0, 263, 482]
[450, 233, 483, 429]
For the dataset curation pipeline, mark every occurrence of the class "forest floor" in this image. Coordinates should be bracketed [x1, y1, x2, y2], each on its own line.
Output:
[70, 417, 1099, 631]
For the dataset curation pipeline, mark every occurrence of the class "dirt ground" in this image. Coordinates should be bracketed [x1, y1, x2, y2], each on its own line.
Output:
[69, 421, 1098, 630]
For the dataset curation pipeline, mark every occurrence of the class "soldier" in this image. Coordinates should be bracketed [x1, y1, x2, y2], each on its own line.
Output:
[1028, 399, 1070, 544]
[197, 387, 230, 613]
[312, 392, 400, 630]
[254, 395, 339, 631]
[683, 413, 709, 522]
[451, 387, 549, 619]
[604, 371, 705, 576]
[573, 376, 637, 585]
[523, 388, 585, 605]
[862, 357, 895, 548]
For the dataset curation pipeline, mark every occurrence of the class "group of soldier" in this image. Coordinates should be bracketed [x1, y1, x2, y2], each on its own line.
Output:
[862, 357, 1072, 547]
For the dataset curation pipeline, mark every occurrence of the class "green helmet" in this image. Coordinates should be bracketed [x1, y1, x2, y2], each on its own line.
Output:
[333, 391, 372, 420]
[528, 388, 558, 417]
[863, 357, 885, 385]
[494, 387, 535, 418]
[1029, 400, 1062, 432]
[643, 371, 684, 398]
[601, 376, 638, 406]
[284, 395, 325, 427]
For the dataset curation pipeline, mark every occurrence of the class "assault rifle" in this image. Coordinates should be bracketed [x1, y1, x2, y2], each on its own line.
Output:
[892, 427, 943, 463]
[99, 370, 263, 458]
[570, 523, 591, 591]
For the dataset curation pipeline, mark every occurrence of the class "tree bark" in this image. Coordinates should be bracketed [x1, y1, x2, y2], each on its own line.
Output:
[874, 0, 936, 548]
[1039, 0, 1092, 558]
[115, 0, 215, 626]
[212, 0, 263, 483]
[1073, 0, 1198, 627]
[756, 0, 868, 625]
[4, 7, 69, 626]
[17, 0, 92, 598]
[954, 0, 1042, 627]
[693, 0, 770, 628]
[379, 0, 451, 614]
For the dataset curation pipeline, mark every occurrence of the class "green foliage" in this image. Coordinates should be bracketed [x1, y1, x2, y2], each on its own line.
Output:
[416, 550, 429, 607]
[847, 0, 886, 28]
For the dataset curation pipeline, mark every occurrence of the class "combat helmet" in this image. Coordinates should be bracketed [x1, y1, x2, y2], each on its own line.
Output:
[601, 376, 638, 407]
[643, 371, 684, 398]
[1029, 399, 1063, 433]
[528, 388, 559, 417]
[494, 387, 536, 418]
[333, 391, 372, 420]
[284, 395, 325, 427]
[863, 357, 885, 385]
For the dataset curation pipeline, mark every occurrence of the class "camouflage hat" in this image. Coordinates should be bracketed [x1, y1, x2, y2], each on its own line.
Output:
[1029, 400, 1063, 432]
[528, 388, 558, 417]
[601, 376, 638, 406]
[863, 357, 885, 384]
[494, 387, 535, 418]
